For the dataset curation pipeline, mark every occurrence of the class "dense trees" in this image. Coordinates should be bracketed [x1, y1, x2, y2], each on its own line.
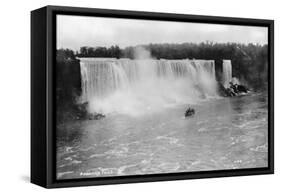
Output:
[77, 45, 122, 58]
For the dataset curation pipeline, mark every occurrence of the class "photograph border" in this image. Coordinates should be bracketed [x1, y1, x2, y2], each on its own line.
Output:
[31, 5, 274, 188]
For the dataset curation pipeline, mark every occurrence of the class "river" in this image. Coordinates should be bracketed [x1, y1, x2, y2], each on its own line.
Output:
[57, 92, 268, 179]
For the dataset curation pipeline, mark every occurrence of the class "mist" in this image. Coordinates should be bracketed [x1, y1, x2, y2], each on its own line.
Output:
[80, 48, 218, 116]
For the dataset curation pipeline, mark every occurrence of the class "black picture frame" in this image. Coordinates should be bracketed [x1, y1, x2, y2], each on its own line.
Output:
[31, 5, 274, 188]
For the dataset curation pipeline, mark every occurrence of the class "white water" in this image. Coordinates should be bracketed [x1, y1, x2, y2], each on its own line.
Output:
[80, 58, 218, 115]
[222, 60, 232, 88]
[57, 92, 268, 179]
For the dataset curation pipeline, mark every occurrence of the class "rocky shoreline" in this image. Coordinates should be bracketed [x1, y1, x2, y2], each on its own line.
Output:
[218, 82, 249, 97]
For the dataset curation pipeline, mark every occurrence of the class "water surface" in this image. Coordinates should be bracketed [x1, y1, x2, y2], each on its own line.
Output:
[57, 92, 268, 179]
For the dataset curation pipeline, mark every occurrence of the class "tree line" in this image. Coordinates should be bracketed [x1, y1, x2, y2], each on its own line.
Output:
[77, 45, 122, 58]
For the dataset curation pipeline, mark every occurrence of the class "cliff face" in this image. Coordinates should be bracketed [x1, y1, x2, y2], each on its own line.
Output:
[56, 50, 82, 121]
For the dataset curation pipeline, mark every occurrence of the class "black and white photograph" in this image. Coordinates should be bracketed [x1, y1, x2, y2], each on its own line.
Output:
[56, 14, 269, 180]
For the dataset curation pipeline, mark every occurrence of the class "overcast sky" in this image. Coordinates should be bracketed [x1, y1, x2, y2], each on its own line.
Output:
[57, 15, 268, 51]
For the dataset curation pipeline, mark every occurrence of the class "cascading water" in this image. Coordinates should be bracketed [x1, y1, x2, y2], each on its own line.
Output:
[80, 58, 217, 116]
[222, 60, 232, 88]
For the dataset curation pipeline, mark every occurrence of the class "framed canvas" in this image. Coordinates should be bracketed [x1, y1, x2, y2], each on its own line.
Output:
[31, 5, 274, 188]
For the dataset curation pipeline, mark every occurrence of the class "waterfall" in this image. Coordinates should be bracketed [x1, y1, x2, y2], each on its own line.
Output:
[80, 58, 217, 115]
[222, 60, 232, 88]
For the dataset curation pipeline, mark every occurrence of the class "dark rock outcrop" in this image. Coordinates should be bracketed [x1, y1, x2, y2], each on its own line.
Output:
[229, 82, 249, 94]
[237, 85, 249, 93]
[217, 81, 249, 97]
[75, 102, 106, 120]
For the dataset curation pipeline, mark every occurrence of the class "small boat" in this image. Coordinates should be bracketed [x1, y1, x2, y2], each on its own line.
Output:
[185, 108, 195, 117]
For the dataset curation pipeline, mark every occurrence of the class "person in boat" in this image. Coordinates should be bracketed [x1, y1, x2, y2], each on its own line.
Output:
[185, 107, 195, 117]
